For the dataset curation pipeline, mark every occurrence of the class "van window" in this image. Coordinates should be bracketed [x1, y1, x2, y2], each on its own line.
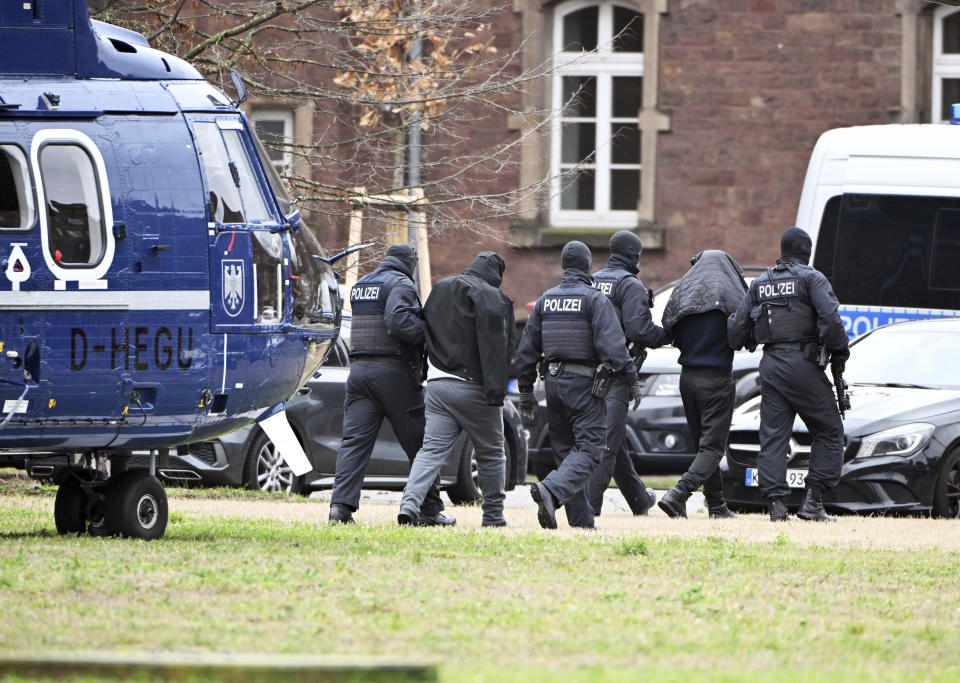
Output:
[38, 144, 105, 267]
[0, 145, 34, 230]
[814, 194, 960, 310]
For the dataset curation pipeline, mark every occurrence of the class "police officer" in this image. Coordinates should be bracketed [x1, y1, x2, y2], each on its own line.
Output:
[398, 252, 516, 527]
[328, 244, 453, 526]
[586, 231, 665, 517]
[728, 227, 849, 522]
[514, 241, 637, 529]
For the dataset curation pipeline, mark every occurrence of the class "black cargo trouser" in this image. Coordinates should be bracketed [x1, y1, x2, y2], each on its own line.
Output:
[541, 372, 606, 529]
[585, 377, 652, 515]
[676, 368, 735, 505]
[330, 360, 443, 517]
[757, 348, 844, 501]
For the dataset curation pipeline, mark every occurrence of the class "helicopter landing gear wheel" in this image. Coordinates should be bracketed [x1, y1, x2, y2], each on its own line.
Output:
[107, 471, 168, 540]
[54, 477, 87, 535]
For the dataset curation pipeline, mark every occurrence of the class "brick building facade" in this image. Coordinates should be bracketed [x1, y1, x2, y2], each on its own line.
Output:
[103, 1, 951, 315]
[416, 0, 947, 315]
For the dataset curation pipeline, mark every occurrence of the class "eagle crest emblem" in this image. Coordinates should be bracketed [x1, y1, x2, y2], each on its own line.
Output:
[222, 260, 244, 317]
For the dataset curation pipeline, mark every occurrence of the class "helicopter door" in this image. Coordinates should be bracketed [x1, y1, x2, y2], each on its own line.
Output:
[189, 117, 286, 332]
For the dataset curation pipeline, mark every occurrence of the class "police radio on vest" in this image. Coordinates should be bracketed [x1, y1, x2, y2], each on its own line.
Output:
[543, 297, 584, 312]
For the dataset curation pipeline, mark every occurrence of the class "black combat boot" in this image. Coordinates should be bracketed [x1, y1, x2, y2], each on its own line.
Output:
[657, 487, 689, 518]
[633, 487, 657, 516]
[530, 482, 558, 529]
[768, 498, 790, 522]
[707, 502, 738, 519]
[797, 487, 836, 522]
[417, 511, 457, 527]
[328, 503, 356, 525]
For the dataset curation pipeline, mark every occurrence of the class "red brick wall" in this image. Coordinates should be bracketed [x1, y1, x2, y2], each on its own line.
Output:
[500, 0, 904, 316]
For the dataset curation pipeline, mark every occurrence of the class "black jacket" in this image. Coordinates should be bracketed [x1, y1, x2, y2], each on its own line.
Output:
[728, 256, 849, 353]
[512, 269, 633, 392]
[423, 254, 516, 405]
[662, 250, 747, 336]
[378, 254, 425, 349]
[593, 253, 669, 348]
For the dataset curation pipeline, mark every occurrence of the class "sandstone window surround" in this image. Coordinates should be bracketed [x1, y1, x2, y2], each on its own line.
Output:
[510, 0, 668, 249]
[933, 4, 960, 123]
[244, 99, 314, 182]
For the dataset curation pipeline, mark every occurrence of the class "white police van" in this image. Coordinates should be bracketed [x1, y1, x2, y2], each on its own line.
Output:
[796, 119, 960, 337]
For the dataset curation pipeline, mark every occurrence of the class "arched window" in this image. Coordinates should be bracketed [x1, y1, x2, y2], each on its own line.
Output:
[552, 1, 645, 227]
[933, 5, 960, 122]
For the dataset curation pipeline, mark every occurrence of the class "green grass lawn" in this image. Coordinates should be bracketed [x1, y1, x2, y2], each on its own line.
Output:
[1, 479, 959, 682]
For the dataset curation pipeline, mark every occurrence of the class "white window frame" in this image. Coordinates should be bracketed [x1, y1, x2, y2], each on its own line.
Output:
[249, 109, 295, 173]
[551, 0, 644, 229]
[31, 129, 114, 283]
[0, 144, 36, 232]
[933, 5, 960, 123]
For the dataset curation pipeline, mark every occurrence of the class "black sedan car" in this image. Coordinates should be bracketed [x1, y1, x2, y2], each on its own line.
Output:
[158, 337, 527, 502]
[721, 317, 960, 516]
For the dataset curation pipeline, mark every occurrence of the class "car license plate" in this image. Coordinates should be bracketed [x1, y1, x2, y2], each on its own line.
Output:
[744, 468, 807, 488]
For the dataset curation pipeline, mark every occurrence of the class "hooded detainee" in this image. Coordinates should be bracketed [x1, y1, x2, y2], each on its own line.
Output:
[398, 252, 516, 527]
[657, 249, 748, 519]
[329, 244, 454, 527]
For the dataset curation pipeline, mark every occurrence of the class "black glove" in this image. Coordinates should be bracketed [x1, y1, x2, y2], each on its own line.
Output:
[517, 392, 537, 426]
[629, 378, 643, 411]
[830, 348, 849, 375]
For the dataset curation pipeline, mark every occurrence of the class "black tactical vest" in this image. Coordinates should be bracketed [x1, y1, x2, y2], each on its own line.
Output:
[592, 267, 631, 328]
[349, 270, 410, 359]
[540, 285, 596, 363]
[752, 265, 818, 345]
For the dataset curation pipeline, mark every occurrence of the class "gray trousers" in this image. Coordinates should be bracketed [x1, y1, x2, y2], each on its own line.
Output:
[400, 379, 507, 525]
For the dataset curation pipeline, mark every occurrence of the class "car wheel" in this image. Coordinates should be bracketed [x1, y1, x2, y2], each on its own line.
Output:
[54, 477, 87, 535]
[242, 431, 305, 496]
[933, 448, 960, 518]
[446, 435, 482, 505]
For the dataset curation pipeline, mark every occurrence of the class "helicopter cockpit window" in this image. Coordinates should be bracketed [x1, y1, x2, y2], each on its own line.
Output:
[221, 129, 270, 223]
[38, 144, 105, 266]
[193, 121, 274, 226]
[0, 145, 35, 230]
[252, 231, 284, 325]
[289, 223, 337, 330]
[193, 122, 245, 224]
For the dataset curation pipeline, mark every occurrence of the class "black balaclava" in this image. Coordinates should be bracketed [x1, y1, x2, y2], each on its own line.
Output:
[780, 226, 812, 264]
[385, 243, 418, 278]
[609, 230, 643, 263]
[561, 240, 592, 274]
[464, 251, 506, 288]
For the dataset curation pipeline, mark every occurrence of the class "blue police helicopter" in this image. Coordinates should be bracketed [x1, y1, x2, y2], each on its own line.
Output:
[0, 1, 344, 538]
